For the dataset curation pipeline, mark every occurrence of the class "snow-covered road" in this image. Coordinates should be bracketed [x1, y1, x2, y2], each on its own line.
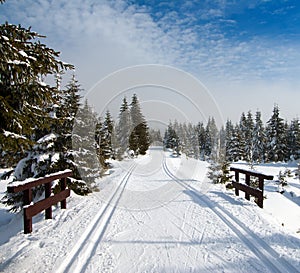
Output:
[0, 147, 300, 272]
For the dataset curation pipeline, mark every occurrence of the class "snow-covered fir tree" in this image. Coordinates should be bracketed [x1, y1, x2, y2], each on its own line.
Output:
[286, 118, 300, 160]
[0, 23, 73, 168]
[95, 110, 114, 168]
[163, 123, 181, 155]
[196, 122, 206, 160]
[266, 105, 286, 162]
[129, 94, 150, 155]
[252, 111, 266, 163]
[244, 111, 254, 163]
[72, 100, 101, 188]
[115, 97, 131, 159]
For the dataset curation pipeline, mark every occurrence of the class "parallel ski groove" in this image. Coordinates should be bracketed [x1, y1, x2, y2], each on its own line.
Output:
[56, 163, 136, 273]
[162, 158, 299, 273]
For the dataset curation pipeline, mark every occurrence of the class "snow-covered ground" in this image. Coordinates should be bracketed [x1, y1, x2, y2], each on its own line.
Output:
[0, 147, 300, 272]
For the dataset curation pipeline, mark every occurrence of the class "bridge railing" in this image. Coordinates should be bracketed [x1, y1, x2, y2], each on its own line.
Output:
[7, 170, 72, 234]
[230, 167, 273, 208]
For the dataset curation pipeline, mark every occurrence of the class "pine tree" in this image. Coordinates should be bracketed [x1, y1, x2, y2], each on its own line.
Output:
[72, 100, 101, 187]
[287, 119, 300, 160]
[96, 111, 114, 167]
[245, 111, 254, 163]
[0, 23, 73, 167]
[129, 94, 150, 155]
[204, 117, 218, 159]
[238, 112, 247, 160]
[196, 122, 206, 160]
[116, 97, 131, 158]
[163, 123, 180, 154]
[252, 111, 266, 163]
[266, 105, 286, 162]
[226, 124, 242, 162]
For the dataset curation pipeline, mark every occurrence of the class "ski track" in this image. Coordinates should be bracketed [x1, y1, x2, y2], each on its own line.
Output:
[55, 163, 136, 273]
[162, 158, 299, 273]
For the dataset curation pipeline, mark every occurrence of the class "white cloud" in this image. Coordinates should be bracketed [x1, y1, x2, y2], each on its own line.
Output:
[1, 0, 300, 122]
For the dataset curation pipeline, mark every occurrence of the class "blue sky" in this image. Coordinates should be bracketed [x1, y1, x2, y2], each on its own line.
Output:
[1, 0, 300, 124]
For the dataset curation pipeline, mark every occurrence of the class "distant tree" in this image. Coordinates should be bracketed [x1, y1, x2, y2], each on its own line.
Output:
[266, 105, 286, 162]
[252, 111, 266, 163]
[244, 111, 254, 162]
[196, 122, 206, 160]
[149, 128, 163, 145]
[163, 123, 180, 154]
[204, 117, 218, 158]
[286, 119, 300, 160]
[129, 94, 150, 155]
[238, 112, 247, 160]
[227, 124, 242, 162]
[116, 97, 131, 158]
[96, 110, 114, 167]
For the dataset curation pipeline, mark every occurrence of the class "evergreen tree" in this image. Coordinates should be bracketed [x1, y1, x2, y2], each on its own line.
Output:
[0, 23, 73, 167]
[266, 105, 286, 162]
[226, 124, 242, 162]
[129, 94, 150, 155]
[245, 111, 254, 163]
[252, 111, 266, 163]
[72, 100, 101, 186]
[238, 112, 247, 160]
[286, 119, 300, 160]
[204, 117, 218, 159]
[196, 122, 206, 160]
[96, 111, 114, 167]
[116, 97, 131, 158]
[163, 123, 180, 154]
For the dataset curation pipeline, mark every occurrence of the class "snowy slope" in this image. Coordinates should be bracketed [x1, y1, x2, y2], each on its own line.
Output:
[0, 147, 300, 272]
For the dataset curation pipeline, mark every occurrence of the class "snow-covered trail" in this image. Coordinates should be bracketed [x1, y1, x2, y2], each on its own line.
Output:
[72, 148, 299, 272]
[0, 147, 300, 273]
[162, 159, 299, 273]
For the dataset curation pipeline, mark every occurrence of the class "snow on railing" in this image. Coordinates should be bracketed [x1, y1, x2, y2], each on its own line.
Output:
[7, 170, 72, 234]
[230, 167, 273, 208]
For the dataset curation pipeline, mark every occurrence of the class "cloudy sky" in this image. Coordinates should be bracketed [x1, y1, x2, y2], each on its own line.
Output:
[1, 0, 300, 124]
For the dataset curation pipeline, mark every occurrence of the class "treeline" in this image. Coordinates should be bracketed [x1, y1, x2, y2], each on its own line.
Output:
[164, 105, 300, 163]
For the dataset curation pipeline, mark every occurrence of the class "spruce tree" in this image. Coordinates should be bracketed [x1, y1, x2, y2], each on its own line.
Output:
[245, 111, 254, 163]
[287, 119, 300, 160]
[238, 112, 247, 160]
[72, 100, 101, 187]
[266, 105, 286, 162]
[129, 94, 150, 155]
[96, 110, 114, 167]
[163, 123, 180, 154]
[196, 122, 206, 160]
[116, 97, 131, 158]
[0, 23, 73, 167]
[252, 111, 266, 163]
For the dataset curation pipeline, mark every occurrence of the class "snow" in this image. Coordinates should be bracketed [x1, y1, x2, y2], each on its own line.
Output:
[37, 133, 57, 144]
[8, 169, 72, 188]
[18, 50, 28, 58]
[3, 131, 26, 140]
[0, 148, 300, 272]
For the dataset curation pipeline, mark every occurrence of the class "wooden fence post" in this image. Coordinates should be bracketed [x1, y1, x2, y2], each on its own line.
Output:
[257, 177, 264, 208]
[45, 182, 52, 219]
[235, 171, 239, 196]
[23, 189, 32, 234]
[60, 177, 67, 209]
[245, 174, 250, 201]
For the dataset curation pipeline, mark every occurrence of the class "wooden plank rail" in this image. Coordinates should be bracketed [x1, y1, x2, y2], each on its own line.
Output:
[230, 167, 273, 208]
[7, 170, 72, 234]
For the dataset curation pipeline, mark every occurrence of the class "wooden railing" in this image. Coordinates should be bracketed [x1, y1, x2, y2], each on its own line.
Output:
[230, 167, 273, 208]
[7, 170, 72, 234]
